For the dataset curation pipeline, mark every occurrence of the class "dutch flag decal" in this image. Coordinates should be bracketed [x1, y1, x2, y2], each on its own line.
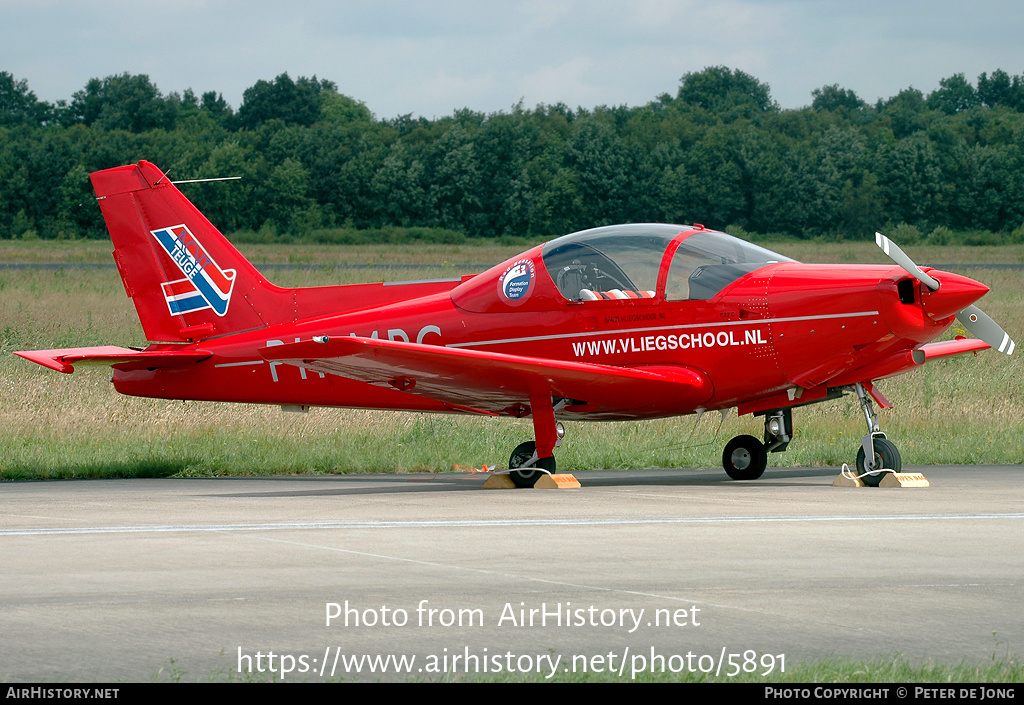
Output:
[151, 225, 236, 316]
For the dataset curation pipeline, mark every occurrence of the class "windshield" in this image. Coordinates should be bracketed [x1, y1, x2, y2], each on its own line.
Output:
[666, 231, 793, 300]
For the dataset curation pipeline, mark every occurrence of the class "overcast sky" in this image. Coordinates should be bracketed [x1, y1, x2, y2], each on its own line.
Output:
[3, 0, 1022, 119]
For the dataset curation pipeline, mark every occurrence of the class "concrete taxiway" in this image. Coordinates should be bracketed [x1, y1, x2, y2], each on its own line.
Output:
[1, 465, 1022, 681]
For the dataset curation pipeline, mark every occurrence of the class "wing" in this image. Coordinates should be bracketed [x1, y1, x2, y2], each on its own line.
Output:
[259, 336, 713, 417]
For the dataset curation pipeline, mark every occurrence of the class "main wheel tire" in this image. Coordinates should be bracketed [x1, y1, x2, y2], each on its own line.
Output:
[722, 434, 768, 480]
[856, 437, 902, 487]
[508, 441, 556, 488]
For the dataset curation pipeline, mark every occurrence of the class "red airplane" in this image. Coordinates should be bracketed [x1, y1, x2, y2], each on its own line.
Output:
[16, 161, 1016, 487]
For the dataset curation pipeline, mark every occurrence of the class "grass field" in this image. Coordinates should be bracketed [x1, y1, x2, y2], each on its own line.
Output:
[173, 652, 1023, 683]
[2, 239, 1022, 481]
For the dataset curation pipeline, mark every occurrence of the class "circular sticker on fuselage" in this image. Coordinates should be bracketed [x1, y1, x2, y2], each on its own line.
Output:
[498, 258, 536, 305]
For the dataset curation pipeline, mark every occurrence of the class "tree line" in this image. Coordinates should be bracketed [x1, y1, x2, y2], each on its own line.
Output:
[3, 67, 1024, 243]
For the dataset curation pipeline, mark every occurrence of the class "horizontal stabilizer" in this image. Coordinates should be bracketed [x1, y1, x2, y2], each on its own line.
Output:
[15, 346, 210, 374]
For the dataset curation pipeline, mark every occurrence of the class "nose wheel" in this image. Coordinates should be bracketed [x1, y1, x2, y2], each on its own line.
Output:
[856, 437, 902, 486]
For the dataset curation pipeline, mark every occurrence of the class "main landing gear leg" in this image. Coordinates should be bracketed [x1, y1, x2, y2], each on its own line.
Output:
[508, 395, 561, 488]
[853, 382, 902, 486]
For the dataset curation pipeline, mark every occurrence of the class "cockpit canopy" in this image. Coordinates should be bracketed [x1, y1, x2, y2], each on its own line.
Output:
[542, 224, 794, 302]
[452, 223, 794, 314]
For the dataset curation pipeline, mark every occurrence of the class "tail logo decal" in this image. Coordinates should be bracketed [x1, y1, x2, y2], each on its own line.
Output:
[151, 225, 236, 317]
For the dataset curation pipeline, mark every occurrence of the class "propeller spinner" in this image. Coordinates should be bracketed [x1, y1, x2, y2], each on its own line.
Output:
[875, 232, 1015, 355]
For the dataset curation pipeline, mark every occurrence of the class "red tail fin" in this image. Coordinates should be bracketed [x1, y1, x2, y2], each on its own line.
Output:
[91, 161, 284, 342]
[91, 161, 466, 345]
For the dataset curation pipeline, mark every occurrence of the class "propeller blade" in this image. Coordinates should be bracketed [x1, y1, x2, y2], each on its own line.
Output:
[875, 231, 940, 291]
[957, 305, 1015, 355]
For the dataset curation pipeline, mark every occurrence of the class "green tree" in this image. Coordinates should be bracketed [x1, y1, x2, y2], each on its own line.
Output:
[295, 91, 383, 226]
[811, 84, 867, 113]
[0, 72, 51, 126]
[736, 129, 804, 233]
[677, 66, 778, 118]
[531, 166, 583, 235]
[193, 142, 260, 232]
[67, 73, 178, 132]
[976, 70, 1024, 112]
[427, 126, 482, 233]
[473, 109, 541, 236]
[371, 143, 428, 227]
[4, 64, 1024, 244]
[927, 73, 979, 114]
[263, 157, 314, 232]
[200, 91, 234, 126]
[563, 115, 643, 226]
[56, 164, 97, 236]
[876, 135, 942, 227]
[878, 88, 928, 139]
[941, 142, 1011, 231]
[235, 73, 336, 129]
[318, 90, 374, 125]
[678, 125, 747, 229]
[809, 126, 868, 236]
[838, 170, 883, 237]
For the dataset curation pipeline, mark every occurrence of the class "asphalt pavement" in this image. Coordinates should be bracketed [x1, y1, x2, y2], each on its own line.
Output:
[1, 465, 1021, 682]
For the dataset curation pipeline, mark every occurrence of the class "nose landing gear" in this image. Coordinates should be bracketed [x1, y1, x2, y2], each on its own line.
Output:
[853, 382, 902, 486]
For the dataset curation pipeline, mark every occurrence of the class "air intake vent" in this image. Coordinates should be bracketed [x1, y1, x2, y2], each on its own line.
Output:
[897, 278, 916, 304]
